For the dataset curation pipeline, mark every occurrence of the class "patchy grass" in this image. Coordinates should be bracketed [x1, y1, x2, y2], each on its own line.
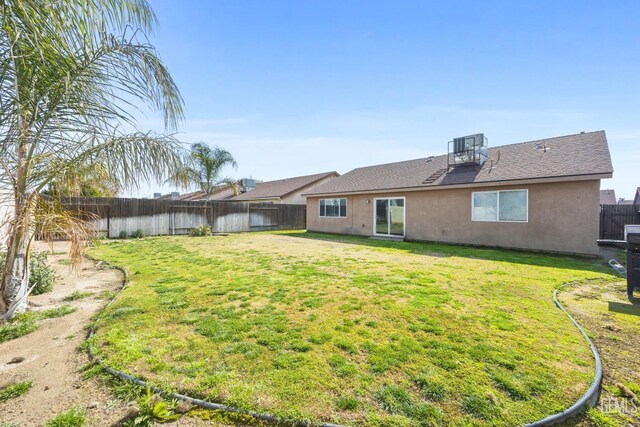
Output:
[63, 291, 94, 302]
[0, 318, 38, 344]
[557, 278, 640, 426]
[0, 305, 76, 344]
[89, 231, 616, 426]
[44, 408, 86, 427]
[0, 381, 32, 402]
[35, 305, 76, 319]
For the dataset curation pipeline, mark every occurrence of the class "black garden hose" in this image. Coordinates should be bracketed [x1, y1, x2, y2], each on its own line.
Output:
[522, 284, 603, 426]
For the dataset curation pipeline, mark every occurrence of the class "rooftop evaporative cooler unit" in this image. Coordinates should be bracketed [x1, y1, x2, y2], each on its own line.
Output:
[448, 133, 488, 168]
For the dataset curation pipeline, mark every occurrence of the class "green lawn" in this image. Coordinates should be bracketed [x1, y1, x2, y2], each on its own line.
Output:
[89, 231, 616, 426]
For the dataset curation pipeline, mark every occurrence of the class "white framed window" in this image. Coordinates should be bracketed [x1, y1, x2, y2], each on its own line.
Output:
[319, 198, 347, 218]
[472, 190, 528, 222]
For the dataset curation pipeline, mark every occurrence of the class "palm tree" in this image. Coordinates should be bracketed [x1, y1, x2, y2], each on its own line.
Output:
[184, 143, 238, 198]
[0, 0, 186, 319]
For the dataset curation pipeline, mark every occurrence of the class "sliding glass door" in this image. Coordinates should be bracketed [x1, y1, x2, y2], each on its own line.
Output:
[374, 198, 405, 236]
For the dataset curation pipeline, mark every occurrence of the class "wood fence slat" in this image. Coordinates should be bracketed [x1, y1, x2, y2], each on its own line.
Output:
[54, 197, 307, 237]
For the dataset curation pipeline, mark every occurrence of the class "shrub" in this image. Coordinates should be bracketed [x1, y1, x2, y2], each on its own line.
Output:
[190, 225, 211, 237]
[130, 229, 145, 239]
[118, 230, 128, 239]
[29, 252, 56, 295]
[0, 251, 55, 296]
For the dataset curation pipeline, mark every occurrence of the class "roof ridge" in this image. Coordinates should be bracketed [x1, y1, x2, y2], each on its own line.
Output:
[260, 171, 338, 184]
[348, 131, 606, 172]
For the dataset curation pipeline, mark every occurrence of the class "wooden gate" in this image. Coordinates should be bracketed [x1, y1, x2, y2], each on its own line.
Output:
[600, 204, 640, 240]
[249, 204, 279, 230]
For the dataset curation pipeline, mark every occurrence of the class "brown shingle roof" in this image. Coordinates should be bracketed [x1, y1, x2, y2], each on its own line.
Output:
[306, 131, 613, 196]
[157, 186, 237, 201]
[177, 187, 237, 201]
[600, 189, 617, 205]
[232, 171, 339, 201]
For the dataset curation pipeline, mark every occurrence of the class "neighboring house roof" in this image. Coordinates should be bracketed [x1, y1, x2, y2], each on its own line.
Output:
[600, 189, 617, 205]
[232, 171, 339, 201]
[634, 187, 640, 205]
[176, 187, 236, 201]
[305, 131, 613, 196]
[618, 199, 634, 205]
[156, 186, 236, 201]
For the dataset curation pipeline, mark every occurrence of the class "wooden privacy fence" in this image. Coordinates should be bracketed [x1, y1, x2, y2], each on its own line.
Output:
[600, 204, 640, 240]
[58, 197, 307, 237]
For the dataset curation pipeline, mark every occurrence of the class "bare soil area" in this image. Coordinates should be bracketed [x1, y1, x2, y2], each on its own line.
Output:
[560, 278, 640, 426]
[0, 242, 129, 426]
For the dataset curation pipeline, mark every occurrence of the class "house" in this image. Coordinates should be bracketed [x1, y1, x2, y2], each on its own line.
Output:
[231, 171, 339, 204]
[600, 189, 617, 205]
[634, 187, 640, 206]
[304, 131, 613, 256]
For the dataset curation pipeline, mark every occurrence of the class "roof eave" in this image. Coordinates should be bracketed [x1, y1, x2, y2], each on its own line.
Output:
[233, 196, 283, 201]
[304, 173, 613, 197]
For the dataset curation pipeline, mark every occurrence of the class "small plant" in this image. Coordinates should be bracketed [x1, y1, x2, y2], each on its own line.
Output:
[128, 388, 180, 426]
[63, 291, 94, 302]
[190, 225, 212, 237]
[130, 229, 145, 239]
[462, 395, 500, 421]
[336, 396, 359, 411]
[45, 408, 86, 427]
[37, 305, 76, 319]
[0, 381, 32, 402]
[412, 373, 448, 401]
[118, 230, 128, 239]
[376, 386, 412, 414]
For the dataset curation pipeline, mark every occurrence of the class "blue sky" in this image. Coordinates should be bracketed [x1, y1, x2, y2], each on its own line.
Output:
[136, 0, 639, 199]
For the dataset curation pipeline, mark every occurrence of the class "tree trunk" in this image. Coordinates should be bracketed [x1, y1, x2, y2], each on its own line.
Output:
[1, 219, 30, 320]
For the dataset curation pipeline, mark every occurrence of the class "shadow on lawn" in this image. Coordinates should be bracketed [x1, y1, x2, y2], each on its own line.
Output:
[608, 301, 640, 317]
[284, 231, 617, 276]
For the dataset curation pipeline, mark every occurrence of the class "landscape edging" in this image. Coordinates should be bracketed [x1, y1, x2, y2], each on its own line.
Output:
[521, 284, 603, 426]
[84, 254, 602, 427]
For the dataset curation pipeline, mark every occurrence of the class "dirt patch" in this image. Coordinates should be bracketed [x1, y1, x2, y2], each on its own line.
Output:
[559, 278, 640, 426]
[0, 242, 217, 426]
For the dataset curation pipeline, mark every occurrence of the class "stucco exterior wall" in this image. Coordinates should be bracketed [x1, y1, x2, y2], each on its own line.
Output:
[307, 180, 601, 255]
[282, 174, 338, 204]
